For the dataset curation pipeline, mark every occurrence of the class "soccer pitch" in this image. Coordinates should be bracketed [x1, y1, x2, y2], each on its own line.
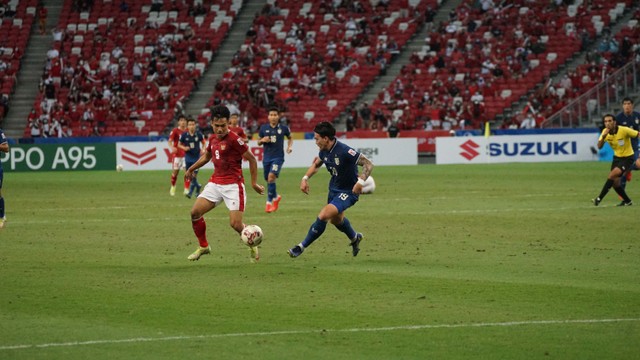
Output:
[0, 163, 638, 359]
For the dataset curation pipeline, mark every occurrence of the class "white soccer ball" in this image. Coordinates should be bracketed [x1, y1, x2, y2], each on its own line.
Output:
[116, 164, 124, 172]
[361, 176, 376, 194]
[241, 225, 263, 247]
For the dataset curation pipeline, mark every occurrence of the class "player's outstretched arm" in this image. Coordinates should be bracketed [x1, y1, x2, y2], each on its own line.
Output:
[300, 157, 323, 194]
[243, 150, 265, 195]
[0, 142, 8, 153]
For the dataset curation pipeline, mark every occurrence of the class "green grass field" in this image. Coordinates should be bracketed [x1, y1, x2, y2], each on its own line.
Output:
[0, 162, 638, 359]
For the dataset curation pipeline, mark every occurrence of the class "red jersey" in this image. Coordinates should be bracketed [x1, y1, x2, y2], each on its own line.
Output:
[229, 125, 247, 140]
[207, 131, 248, 185]
[169, 127, 186, 157]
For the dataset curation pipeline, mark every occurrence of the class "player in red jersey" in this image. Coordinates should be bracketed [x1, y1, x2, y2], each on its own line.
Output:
[229, 111, 248, 142]
[168, 116, 188, 196]
[184, 105, 265, 262]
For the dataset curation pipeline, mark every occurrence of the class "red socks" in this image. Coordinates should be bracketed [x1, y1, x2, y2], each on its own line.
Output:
[192, 217, 208, 247]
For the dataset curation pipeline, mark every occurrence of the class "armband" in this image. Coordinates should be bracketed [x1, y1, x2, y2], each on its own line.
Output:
[357, 178, 366, 186]
[302, 175, 309, 181]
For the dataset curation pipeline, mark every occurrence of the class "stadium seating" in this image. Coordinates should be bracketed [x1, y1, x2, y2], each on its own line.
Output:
[0, 0, 37, 120]
[198, 0, 438, 132]
[365, 0, 630, 131]
[23, 0, 238, 138]
[13, 0, 639, 137]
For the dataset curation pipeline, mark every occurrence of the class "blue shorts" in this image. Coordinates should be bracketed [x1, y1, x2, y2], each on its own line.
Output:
[327, 189, 359, 214]
[263, 158, 284, 180]
[185, 159, 199, 175]
[0, 167, 3, 189]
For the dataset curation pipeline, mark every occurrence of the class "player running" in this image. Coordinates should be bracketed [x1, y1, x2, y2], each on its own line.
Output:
[288, 121, 374, 258]
[184, 105, 265, 262]
[168, 116, 188, 196]
[257, 107, 293, 213]
[179, 118, 206, 198]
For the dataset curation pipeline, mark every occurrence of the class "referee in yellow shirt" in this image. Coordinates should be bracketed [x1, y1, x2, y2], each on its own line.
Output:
[593, 114, 640, 206]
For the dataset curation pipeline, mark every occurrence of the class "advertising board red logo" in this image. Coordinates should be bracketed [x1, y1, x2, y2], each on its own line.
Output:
[121, 147, 157, 165]
[460, 140, 480, 160]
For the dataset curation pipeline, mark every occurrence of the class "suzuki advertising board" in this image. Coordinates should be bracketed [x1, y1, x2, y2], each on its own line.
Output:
[436, 134, 599, 164]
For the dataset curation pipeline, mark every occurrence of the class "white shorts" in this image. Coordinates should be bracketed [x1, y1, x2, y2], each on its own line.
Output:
[172, 156, 184, 171]
[198, 182, 246, 211]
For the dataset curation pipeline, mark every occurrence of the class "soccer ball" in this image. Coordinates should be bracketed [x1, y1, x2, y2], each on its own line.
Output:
[241, 225, 263, 247]
[361, 176, 376, 194]
[116, 164, 124, 172]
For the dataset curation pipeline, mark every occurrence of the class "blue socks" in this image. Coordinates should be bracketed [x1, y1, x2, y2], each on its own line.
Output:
[0, 197, 4, 218]
[189, 178, 200, 195]
[335, 217, 356, 240]
[267, 182, 277, 202]
[300, 217, 356, 249]
[301, 217, 327, 248]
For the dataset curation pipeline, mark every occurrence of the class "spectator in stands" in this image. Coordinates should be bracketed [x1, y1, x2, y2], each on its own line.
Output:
[359, 102, 371, 129]
[387, 120, 399, 138]
[46, 47, 59, 60]
[52, 28, 63, 43]
[38, 5, 47, 35]
[82, 107, 94, 125]
[346, 109, 356, 131]
[29, 117, 41, 138]
[557, 74, 572, 91]
[520, 114, 536, 129]
[184, 26, 195, 41]
[132, 61, 143, 82]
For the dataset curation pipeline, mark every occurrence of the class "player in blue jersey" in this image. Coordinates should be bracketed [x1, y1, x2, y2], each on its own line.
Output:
[257, 106, 293, 213]
[0, 128, 9, 228]
[616, 97, 640, 197]
[179, 118, 206, 198]
[288, 121, 374, 258]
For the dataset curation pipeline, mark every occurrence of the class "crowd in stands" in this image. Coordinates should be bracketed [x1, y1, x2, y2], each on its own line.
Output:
[0, 0, 36, 123]
[359, 0, 631, 133]
[198, 0, 436, 132]
[5, 0, 639, 138]
[25, 0, 237, 138]
[516, 4, 640, 129]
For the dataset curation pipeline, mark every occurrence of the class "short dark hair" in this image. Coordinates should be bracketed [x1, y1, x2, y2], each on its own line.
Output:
[187, 118, 196, 124]
[267, 106, 280, 114]
[210, 105, 230, 120]
[314, 121, 336, 140]
[603, 113, 616, 122]
[623, 97, 633, 104]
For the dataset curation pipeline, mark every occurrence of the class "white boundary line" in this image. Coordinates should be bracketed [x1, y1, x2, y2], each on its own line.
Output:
[1, 318, 638, 351]
[7, 205, 604, 225]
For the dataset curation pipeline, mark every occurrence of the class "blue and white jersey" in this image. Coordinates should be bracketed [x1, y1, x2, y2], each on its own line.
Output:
[179, 130, 205, 163]
[319, 140, 361, 193]
[616, 111, 640, 154]
[259, 123, 291, 161]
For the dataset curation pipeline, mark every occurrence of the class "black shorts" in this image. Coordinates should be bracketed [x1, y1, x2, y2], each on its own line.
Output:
[611, 156, 635, 173]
